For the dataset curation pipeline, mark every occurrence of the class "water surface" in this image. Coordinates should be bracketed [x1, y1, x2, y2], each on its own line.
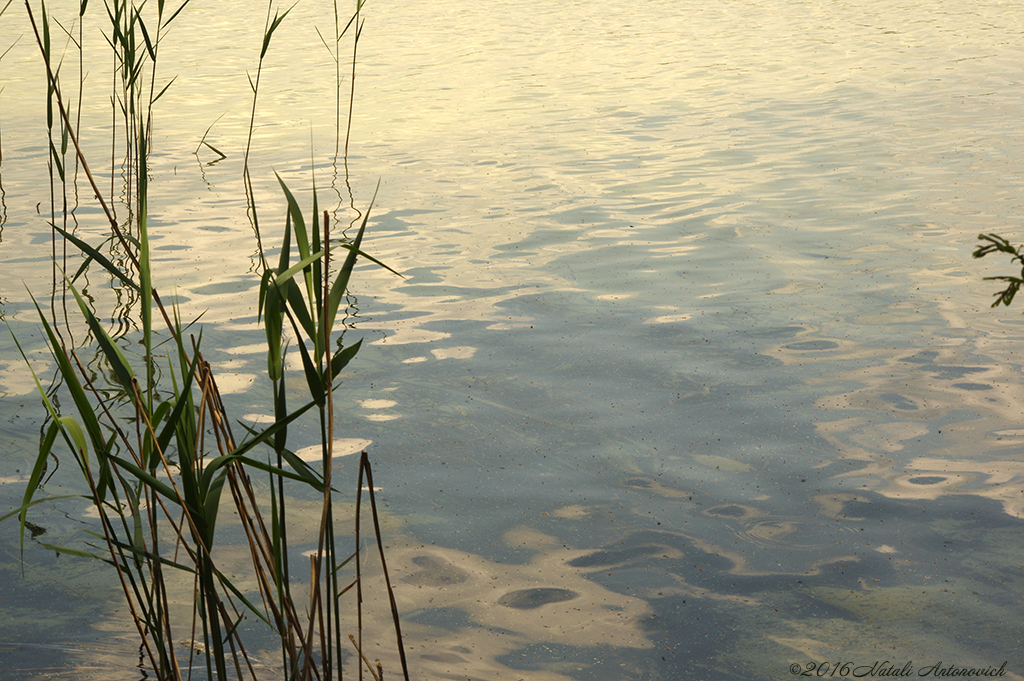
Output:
[3, 0, 1024, 678]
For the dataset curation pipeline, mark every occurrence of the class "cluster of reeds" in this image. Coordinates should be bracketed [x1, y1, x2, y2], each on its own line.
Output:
[2, 1, 408, 679]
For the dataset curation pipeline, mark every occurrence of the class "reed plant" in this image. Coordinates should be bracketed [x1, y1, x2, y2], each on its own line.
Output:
[2, 1, 409, 679]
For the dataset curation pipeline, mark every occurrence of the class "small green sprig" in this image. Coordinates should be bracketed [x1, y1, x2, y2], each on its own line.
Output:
[973, 233, 1024, 308]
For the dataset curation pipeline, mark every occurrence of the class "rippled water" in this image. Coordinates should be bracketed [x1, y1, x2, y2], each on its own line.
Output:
[3, 0, 1024, 678]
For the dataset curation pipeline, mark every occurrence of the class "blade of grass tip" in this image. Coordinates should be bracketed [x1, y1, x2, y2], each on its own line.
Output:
[152, 75, 177, 104]
[134, 7, 156, 61]
[0, 493, 83, 525]
[194, 112, 226, 155]
[361, 452, 411, 681]
[275, 174, 317, 305]
[200, 140, 226, 161]
[324, 338, 361, 384]
[161, 0, 191, 29]
[260, 4, 295, 59]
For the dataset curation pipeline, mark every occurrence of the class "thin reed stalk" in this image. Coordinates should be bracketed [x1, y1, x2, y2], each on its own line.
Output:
[3, 2, 411, 680]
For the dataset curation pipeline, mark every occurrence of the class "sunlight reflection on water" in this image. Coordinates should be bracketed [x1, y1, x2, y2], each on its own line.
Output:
[4, 0, 1024, 678]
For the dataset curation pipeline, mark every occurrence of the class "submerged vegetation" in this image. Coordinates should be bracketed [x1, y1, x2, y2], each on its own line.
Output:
[1, 1, 409, 679]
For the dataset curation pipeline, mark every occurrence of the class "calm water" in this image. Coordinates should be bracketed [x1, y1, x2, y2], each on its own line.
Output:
[3, 0, 1024, 679]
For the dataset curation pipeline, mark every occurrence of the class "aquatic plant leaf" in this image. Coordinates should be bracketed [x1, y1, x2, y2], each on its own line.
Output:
[152, 75, 177, 103]
[973, 233, 1021, 259]
[63, 270, 137, 395]
[109, 454, 198, 517]
[325, 338, 361, 383]
[162, 0, 191, 28]
[127, 491, 146, 569]
[260, 4, 294, 59]
[274, 370, 288, 453]
[285, 277, 316, 349]
[36, 542, 106, 561]
[51, 222, 139, 291]
[156, 352, 200, 460]
[261, 269, 285, 380]
[137, 124, 154, 400]
[101, 536, 198, 575]
[18, 420, 61, 555]
[27, 301, 108, 456]
[275, 174, 316, 304]
[232, 455, 327, 492]
[0, 494, 82, 525]
[275, 249, 327, 289]
[294, 326, 325, 406]
[202, 469, 227, 540]
[320, 186, 403, 341]
[232, 422, 325, 487]
[200, 398, 319, 490]
[134, 8, 155, 61]
[48, 139, 65, 181]
[200, 140, 225, 160]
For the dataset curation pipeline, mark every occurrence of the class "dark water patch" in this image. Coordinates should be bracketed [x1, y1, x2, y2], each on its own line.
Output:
[931, 366, 987, 379]
[407, 606, 518, 636]
[880, 392, 918, 410]
[393, 265, 445, 285]
[899, 350, 940, 364]
[907, 476, 946, 485]
[191, 279, 250, 296]
[783, 340, 839, 351]
[705, 504, 755, 518]
[498, 587, 577, 610]
[951, 382, 991, 391]
[497, 642, 655, 679]
[639, 597, 775, 681]
[567, 545, 665, 568]
[402, 555, 470, 586]
[746, 325, 808, 339]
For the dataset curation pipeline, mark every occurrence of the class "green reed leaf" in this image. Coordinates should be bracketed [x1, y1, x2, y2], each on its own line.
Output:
[286, 276, 316, 342]
[163, 0, 191, 28]
[152, 75, 177, 103]
[200, 398, 318, 491]
[51, 222, 139, 291]
[48, 139, 65, 181]
[62, 271, 136, 396]
[109, 454, 195, 515]
[27, 297, 107, 457]
[18, 420, 60, 555]
[37, 542, 105, 561]
[135, 8, 156, 61]
[260, 4, 294, 59]
[325, 338, 361, 383]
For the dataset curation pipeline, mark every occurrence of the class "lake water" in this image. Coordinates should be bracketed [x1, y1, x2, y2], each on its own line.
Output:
[3, 0, 1024, 679]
